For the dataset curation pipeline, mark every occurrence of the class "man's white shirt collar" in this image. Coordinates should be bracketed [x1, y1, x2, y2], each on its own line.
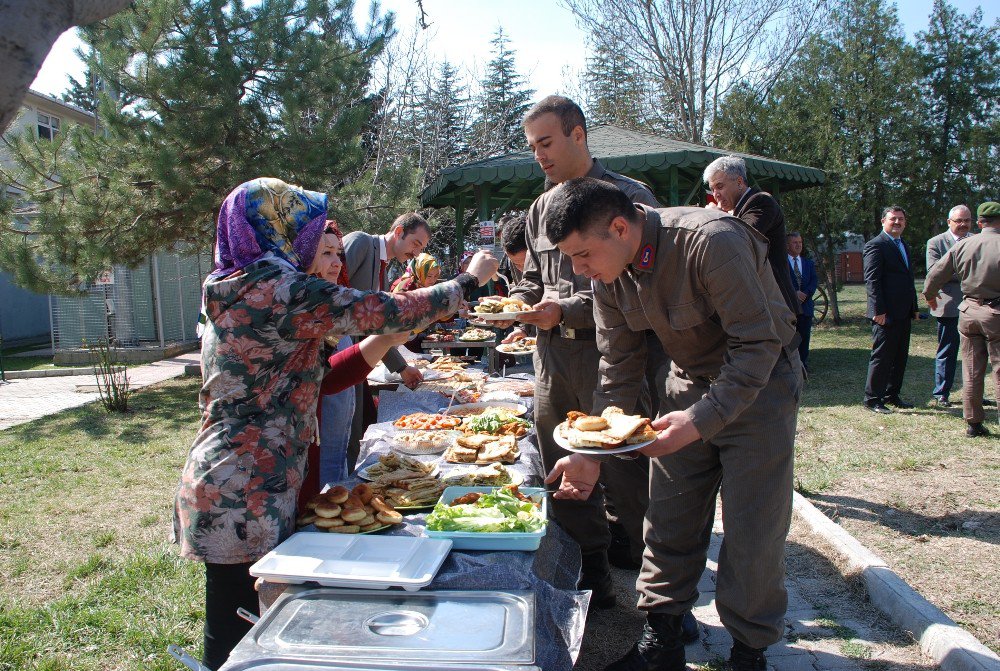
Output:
[788, 254, 800, 265]
[950, 230, 967, 244]
[378, 237, 388, 262]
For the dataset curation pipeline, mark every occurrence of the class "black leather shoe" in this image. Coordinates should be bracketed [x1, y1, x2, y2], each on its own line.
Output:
[581, 551, 616, 610]
[681, 610, 699, 644]
[604, 614, 686, 671]
[966, 422, 990, 437]
[729, 640, 767, 671]
[885, 396, 914, 409]
[864, 401, 893, 414]
[608, 524, 642, 570]
[983, 398, 995, 406]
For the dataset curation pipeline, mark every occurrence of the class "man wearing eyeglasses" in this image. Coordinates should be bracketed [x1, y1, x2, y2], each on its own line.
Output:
[925, 205, 973, 408]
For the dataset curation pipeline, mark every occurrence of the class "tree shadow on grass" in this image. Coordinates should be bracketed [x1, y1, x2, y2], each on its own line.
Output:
[808, 493, 998, 546]
[801, 349, 949, 411]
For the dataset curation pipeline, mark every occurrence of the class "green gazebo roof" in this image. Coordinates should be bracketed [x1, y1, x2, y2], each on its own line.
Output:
[420, 124, 825, 218]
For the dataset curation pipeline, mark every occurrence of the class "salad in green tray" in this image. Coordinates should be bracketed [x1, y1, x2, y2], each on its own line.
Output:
[463, 409, 531, 435]
[426, 485, 547, 533]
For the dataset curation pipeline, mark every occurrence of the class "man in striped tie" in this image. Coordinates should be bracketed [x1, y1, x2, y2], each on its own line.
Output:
[786, 233, 817, 370]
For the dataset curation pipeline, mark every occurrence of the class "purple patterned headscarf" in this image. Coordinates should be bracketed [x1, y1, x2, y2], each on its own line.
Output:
[211, 177, 328, 277]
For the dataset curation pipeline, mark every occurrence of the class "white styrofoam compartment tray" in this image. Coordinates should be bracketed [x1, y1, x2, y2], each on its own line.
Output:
[249, 533, 452, 591]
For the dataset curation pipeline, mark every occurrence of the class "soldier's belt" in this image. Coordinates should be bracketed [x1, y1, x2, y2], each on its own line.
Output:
[558, 325, 596, 340]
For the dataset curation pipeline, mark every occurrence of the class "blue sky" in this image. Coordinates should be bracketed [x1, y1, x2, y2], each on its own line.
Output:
[31, 0, 998, 102]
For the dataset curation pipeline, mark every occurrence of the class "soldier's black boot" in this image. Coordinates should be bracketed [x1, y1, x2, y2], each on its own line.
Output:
[729, 639, 767, 671]
[604, 613, 686, 671]
[580, 550, 616, 610]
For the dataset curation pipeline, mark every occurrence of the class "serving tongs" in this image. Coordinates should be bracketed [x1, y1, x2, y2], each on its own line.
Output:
[167, 644, 210, 671]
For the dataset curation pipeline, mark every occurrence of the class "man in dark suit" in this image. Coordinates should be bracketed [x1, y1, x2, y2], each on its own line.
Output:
[342, 212, 432, 469]
[704, 155, 799, 315]
[863, 205, 919, 414]
[924, 205, 972, 407]
[786, 232, 817, 369]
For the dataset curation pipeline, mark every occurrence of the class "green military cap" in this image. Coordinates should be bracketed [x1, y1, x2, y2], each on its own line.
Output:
[978, 202, 1000, 218]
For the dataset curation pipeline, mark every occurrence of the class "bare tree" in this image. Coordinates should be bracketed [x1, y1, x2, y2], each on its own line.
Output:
[562, 0, 828, 144]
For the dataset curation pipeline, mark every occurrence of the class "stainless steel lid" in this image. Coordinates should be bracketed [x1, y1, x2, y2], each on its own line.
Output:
[221, 662, 540, 671]
[249, 588, 534, 666]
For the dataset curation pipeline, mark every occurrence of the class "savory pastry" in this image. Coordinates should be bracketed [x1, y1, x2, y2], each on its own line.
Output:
[325, 485, 349, 504]
[314, 516, 345, 529]
[340, 506, 368, 523]
[351, 483, 374, 504]
[313, 502, 343, 519]
[328, 525, 360, 534]
[376, 509, 403, 524]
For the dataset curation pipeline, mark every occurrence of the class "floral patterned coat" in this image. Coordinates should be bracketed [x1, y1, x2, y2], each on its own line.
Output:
[174, 260, 463, 563]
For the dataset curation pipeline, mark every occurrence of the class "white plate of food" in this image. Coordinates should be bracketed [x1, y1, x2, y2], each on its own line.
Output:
[472, 311, 534, 321]
[357, 452, 441, 481]
[496, 339, 536, 355]
[441, 462, 524, 487]
[458, 328, 495, 341]
[444, 433, 521, 464]
[385, 429, 461, 455]
[552, 407, 657, 455]
[440, 401, 528, 417]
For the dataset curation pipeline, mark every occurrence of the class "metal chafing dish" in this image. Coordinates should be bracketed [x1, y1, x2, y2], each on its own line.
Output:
[213, 587, 537, 671]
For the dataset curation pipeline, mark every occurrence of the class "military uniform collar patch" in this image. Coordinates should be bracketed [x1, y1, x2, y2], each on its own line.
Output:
[637, 244, 654, 270]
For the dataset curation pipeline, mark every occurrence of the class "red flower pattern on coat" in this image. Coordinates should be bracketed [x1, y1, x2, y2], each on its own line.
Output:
[352, 294, 387, 331]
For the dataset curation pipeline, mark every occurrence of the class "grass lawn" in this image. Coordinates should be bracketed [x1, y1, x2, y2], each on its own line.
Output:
[0, 377, 204, 671]
[799, 283, 999, 652]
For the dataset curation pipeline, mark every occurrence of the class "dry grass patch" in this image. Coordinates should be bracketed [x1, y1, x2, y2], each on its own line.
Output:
[797, 284, 999, 652]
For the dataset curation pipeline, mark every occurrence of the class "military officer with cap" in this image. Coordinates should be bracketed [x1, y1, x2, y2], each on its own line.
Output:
[924, 201, 1000, 437]
[543, 177, 801, 671]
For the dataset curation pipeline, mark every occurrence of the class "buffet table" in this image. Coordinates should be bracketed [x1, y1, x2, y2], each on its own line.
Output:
[242, 375, 589, 671]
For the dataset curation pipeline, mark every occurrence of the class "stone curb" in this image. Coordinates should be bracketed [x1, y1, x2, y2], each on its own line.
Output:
[792, 492, 1000, 671]
[2, 367, 123, 380]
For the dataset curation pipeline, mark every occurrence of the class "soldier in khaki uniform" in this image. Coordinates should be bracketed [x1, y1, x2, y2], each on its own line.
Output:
[502, 96, 660, 609]
[543, 178, 802, 671]
[923, 201, 1000, 437]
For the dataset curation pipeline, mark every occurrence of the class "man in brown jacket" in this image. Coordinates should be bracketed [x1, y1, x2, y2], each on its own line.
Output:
[544, 178, 802, 671]
[501, 96, 660, 609]
[923, 201, 1000, 437]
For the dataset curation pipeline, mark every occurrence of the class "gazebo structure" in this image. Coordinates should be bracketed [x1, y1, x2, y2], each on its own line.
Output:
[419, 124, 825, 239]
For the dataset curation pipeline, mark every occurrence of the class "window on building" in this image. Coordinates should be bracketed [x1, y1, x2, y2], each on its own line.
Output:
[37, 112, 61, 140]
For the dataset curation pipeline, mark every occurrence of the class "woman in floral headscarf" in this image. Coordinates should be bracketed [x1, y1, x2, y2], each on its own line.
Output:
[174, 178, 497, 669]
[390, 252, 441, 292]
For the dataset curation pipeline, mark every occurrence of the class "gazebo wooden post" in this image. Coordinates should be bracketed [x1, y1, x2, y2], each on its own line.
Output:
[669, 166, 679, 206]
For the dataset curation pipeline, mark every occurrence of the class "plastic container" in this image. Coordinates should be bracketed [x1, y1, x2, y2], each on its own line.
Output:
[424, 486, 547, 551]
[248, 533, 451, 591]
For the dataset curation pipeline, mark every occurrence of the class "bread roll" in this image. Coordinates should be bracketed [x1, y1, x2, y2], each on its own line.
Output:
[370, 495, 394, 514]
[351, 483, 375, 504]
[314, 516, 345, 529]
[376, 509, 403, 525]
[357, 514, 377, 527]
[296, 513, 318, 526]
[359, 521, 383, 532]
[573, 415, 609, 432]
[341, 506, 367, 523]
[313, 502, 342, 518]
[325, 486, 349, 504]
[327, 524, 360, 534]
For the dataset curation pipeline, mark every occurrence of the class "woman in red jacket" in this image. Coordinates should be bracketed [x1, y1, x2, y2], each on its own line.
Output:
[297, 221, 409, 507]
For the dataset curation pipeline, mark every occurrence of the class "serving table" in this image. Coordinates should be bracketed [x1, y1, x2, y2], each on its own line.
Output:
[240, 377, 589, 671]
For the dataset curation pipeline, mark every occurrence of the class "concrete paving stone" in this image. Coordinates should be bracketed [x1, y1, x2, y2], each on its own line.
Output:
[767, 642, 815, 657]
[701, 623, 732, 647]
[807, 647, 867, 669]
[767, 652, 818, 671]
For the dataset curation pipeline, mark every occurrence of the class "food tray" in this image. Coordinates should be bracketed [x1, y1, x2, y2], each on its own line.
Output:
[424, 486, 547, 551]
[440, 401, 528, 417]
[249, 533, 451, 591]
[384, 429, 461, 455]
[356, 461, 440, 482]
